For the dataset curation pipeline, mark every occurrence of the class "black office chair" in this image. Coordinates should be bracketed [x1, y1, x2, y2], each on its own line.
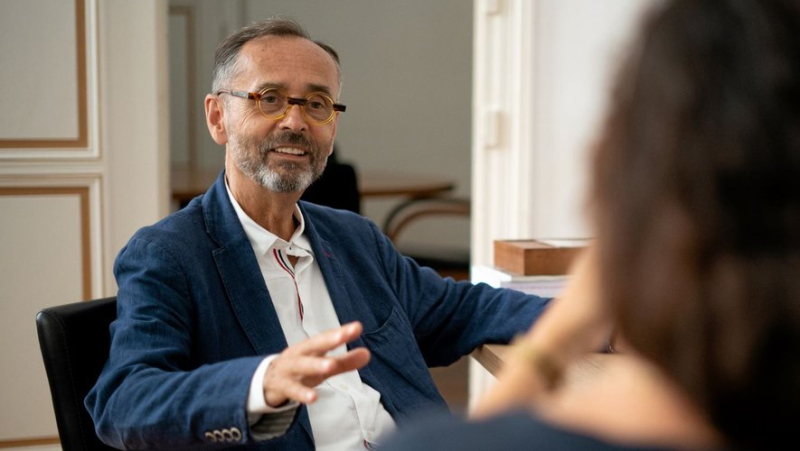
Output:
[36, 297, 117, 451]
[301, 146, 361, 214]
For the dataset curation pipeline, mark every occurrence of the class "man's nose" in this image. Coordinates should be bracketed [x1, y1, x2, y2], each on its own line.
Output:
[277, 104, 308, 132]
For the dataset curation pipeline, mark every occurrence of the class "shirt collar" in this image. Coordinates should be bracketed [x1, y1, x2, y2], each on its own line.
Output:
[225, 178, 313, 257]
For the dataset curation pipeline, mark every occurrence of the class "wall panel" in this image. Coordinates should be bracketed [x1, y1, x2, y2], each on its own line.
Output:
[0, 0, 168, 448]
[0, 0, 88, 150]
[0, 187, 91, 442]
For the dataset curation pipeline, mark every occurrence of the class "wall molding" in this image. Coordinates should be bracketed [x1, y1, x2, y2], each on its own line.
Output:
[0, 173, 104, 299]
[0, 0, 89, 151]
[0, 185, 93, 301]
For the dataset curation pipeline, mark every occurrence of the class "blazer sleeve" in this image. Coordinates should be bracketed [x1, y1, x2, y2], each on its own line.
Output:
[366, 220, 552, 367]
[85, 236, 267, 449]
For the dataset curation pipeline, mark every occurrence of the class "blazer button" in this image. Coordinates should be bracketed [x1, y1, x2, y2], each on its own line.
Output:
[231, 427, 242, 441]
[204, 431, 216, 442]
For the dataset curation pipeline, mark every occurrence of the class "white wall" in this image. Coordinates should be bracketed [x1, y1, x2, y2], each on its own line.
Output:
[471, 0, 653, 265]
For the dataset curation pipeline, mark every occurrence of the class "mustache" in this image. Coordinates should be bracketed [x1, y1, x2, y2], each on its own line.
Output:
[258, 131, 316, 153]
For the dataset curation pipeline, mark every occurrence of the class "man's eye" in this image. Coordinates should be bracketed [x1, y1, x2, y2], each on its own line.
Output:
[262, 95, 281, 104]
[307, 101, 325, 110]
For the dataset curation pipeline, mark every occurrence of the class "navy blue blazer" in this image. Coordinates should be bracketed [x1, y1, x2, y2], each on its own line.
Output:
[85, 171, 549, 449]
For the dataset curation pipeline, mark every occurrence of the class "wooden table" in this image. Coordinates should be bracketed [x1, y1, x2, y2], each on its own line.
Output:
[472, 344, 614, 386]
[471, 344, 694, 447]
[358, 170, 455, 199]
[471, 344, 511, 377]
[171, 165, 455, 205]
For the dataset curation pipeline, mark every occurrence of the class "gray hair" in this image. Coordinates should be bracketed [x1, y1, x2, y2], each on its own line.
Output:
[211, 17, 342, 94]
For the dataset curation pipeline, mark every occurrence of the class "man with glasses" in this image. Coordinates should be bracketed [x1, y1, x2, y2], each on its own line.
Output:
[86, 18, 549, 450]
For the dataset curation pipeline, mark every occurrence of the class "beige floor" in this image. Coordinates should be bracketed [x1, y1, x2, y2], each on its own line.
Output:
[431, 355, 470, 416]
[428, 267, 471, 416]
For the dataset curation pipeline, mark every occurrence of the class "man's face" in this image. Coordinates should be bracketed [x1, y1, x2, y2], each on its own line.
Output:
[223, 36, 340, 193]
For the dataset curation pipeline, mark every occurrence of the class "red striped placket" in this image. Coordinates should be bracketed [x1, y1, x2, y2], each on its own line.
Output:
[272, 248, 304, 321]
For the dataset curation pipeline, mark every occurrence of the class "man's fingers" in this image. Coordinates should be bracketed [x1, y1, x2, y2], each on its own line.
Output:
[288, 322, 363, 356]
[281, 354, 337, 377]
[264, 349, 371, 407]
[265, 378, 318, 406]
[264, 355, 326, 407]
[276, 348, 371, 381]
[330, 348, 371, 374]
[263, 341, 372, 407]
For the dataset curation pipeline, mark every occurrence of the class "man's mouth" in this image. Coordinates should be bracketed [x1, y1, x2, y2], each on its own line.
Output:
[272, 147, 307, 156]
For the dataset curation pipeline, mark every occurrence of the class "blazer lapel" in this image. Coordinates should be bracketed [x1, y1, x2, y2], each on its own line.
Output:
[299, 203, 380, 340]
[300, 210, 359, 327]
[202, 171, 287, 355]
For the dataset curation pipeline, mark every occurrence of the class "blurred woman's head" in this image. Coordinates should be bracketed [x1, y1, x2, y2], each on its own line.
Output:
[591, 0, 800, 446]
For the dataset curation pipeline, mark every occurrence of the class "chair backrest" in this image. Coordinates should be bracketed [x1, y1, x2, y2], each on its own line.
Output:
[300, 146, 361, 214]
[36, 297, 117, 451]
[383, 197, 471, 243]
[382, 197, 472, 281]
[301, 160, 361, 213]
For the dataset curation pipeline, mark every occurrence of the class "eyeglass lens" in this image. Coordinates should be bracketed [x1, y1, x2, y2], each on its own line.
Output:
[258, 89, 335, 123]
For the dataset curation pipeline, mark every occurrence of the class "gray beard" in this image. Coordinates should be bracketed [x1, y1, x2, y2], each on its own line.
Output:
[251, 159, 315, 193]
[230, 131, 327, 193]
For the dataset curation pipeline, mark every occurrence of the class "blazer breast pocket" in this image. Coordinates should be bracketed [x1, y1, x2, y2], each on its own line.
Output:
[361, 307, 426, 374]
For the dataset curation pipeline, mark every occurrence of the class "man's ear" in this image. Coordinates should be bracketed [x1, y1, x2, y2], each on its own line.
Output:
[205, 94, 227, 145]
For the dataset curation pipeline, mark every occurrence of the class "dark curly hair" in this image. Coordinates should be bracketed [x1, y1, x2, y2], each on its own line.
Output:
[591, 0, 800, 447]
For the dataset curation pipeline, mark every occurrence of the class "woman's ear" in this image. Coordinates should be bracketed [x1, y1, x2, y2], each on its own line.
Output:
[205, 94, 227, 145]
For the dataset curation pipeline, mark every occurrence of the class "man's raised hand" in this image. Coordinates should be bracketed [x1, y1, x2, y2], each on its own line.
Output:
[262, 321, 370, 407]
